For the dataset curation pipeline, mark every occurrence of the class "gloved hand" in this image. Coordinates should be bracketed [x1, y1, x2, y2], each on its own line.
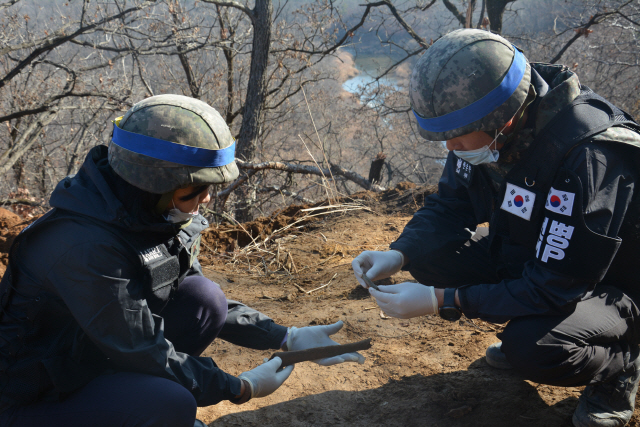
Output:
[369, 282, 438, 319]
[238, 357, 294, 398]
[285, 320, 365, 366]
[352, 250, 405, 288]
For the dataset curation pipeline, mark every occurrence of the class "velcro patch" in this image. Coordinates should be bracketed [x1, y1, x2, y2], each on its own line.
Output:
[454, 156, 474, 186]
[500, 183, 536, 221]
[141, 246, 163, 264]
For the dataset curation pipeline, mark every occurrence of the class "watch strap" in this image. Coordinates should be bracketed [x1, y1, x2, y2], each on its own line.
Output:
[444, 288, 458, 308]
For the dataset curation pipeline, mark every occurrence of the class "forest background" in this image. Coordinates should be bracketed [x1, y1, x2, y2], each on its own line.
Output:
[0, 0, 638, 222]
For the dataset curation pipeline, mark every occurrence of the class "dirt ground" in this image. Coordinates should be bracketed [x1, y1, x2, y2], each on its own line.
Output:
[1, 184, 640, 427]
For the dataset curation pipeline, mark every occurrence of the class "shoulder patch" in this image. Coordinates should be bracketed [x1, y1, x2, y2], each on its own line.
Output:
[500, 182, 536, 221]
[545, 187, 575, 216]
[535, 217, 575, 262]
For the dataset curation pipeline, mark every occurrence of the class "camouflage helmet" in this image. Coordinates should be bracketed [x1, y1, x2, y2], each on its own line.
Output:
[410, 29, 531, 141]
[108, 94, 239, 194]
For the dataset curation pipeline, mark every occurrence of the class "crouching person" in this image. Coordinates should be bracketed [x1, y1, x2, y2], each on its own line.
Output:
[0, 95, 364, 427]
[353, 29, 640, 427]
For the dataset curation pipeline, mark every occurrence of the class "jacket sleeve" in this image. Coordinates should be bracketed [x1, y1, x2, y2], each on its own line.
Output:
[390, 151, 481, 267]
[218, 300, 288, 350]
[46, 242, 242, 407]
[459, 141, 638, 323]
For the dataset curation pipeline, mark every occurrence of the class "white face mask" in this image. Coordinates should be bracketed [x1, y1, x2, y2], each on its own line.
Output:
[454, 144, 500, 165]
[453, 125, 506, 165]
[163, 200, 198, 224]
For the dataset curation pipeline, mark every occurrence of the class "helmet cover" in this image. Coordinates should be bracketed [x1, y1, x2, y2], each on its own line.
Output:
[109, 94, 239, 194]
[410, 29, 531, 141]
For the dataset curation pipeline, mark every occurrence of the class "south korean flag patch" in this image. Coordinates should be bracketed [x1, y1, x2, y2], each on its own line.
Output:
[545, 187, 575, 217]
[500, 183, 536, 221]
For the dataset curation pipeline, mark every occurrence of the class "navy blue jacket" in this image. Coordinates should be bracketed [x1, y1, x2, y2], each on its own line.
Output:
[0, 146, 287, 411]
[391, 64, 640, 323]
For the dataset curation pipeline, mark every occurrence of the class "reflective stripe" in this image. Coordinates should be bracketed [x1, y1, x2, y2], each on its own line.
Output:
[413, 47, 526, 133]
[111, 125, 236, 168]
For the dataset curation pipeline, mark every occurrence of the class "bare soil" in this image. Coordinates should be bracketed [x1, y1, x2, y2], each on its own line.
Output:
[2, 186, 640, 427]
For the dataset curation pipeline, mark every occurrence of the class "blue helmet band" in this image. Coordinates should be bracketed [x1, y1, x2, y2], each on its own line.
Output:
[111, 124, 236, 168]
[413, 47, 527, 133]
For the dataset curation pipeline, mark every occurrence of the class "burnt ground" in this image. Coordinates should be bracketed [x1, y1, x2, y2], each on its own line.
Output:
[1, 184, 639, 426]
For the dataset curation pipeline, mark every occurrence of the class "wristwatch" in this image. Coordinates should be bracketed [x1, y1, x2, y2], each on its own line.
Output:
[439, 288, 462, 321]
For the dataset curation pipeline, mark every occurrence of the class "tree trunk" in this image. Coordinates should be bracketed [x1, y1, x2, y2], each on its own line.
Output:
[236, 0, 272, 162]
[485, 0, 515, 34]
[465, 0, 476, 29]
[368, 152, 387, 185]
[234, 0, 272, 222]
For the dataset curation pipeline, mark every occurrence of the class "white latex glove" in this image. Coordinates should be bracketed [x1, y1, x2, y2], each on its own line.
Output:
[285, 320, 365, 366]
[238, 357, 294, 398]
[369, 282, 438, 319]
[352, 250, 404, 288]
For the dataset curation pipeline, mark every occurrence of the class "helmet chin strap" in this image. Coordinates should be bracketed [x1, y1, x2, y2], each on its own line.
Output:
[487, 86, 537, 146]
[155, 191, 175, 215]
[484, 86, 536, 148]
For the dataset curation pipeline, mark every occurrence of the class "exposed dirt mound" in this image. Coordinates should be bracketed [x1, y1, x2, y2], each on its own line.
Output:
[202, 203, 319, 253]
[0, 208, 36, 277]
[0, 208, 21, 230]
[201, 183, 437, 255]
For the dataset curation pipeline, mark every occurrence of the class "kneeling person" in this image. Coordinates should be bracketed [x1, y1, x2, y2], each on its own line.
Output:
[0, 95, 364, 427]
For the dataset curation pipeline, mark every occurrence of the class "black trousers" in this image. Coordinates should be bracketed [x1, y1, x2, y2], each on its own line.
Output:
[408, 228, 640, 387]
[0, 275, 228, 427]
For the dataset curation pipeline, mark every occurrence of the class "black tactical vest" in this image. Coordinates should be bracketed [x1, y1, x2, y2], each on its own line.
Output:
[487, 87, 640, 277]
[126, 216, 205, 313]
[0, 209, 206, 317]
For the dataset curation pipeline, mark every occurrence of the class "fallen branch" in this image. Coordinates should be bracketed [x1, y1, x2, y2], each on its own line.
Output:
[258, 185, 316, 204]
[329, 163, 385, 192]
[214, 158, 384, 211]
[291, 283, 308, 293]
[269, 338, 372, 367]
[306, 273, 337, 294]
[232, 159, 386, 192]
[0, 198, 43, 207]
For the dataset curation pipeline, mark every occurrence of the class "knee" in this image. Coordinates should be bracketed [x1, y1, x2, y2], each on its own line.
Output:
[200, 279, 228, 329]
[145, 379, 197, 427]
[500, 319, 568, 382]
[501, 331, 545, 368]
[499, 318, 593, 386]
[100, 373, 198, 427]
[182, 276, 228, 327]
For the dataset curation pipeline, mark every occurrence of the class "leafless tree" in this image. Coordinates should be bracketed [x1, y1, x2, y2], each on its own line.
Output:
[1, 0, 638, 222]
